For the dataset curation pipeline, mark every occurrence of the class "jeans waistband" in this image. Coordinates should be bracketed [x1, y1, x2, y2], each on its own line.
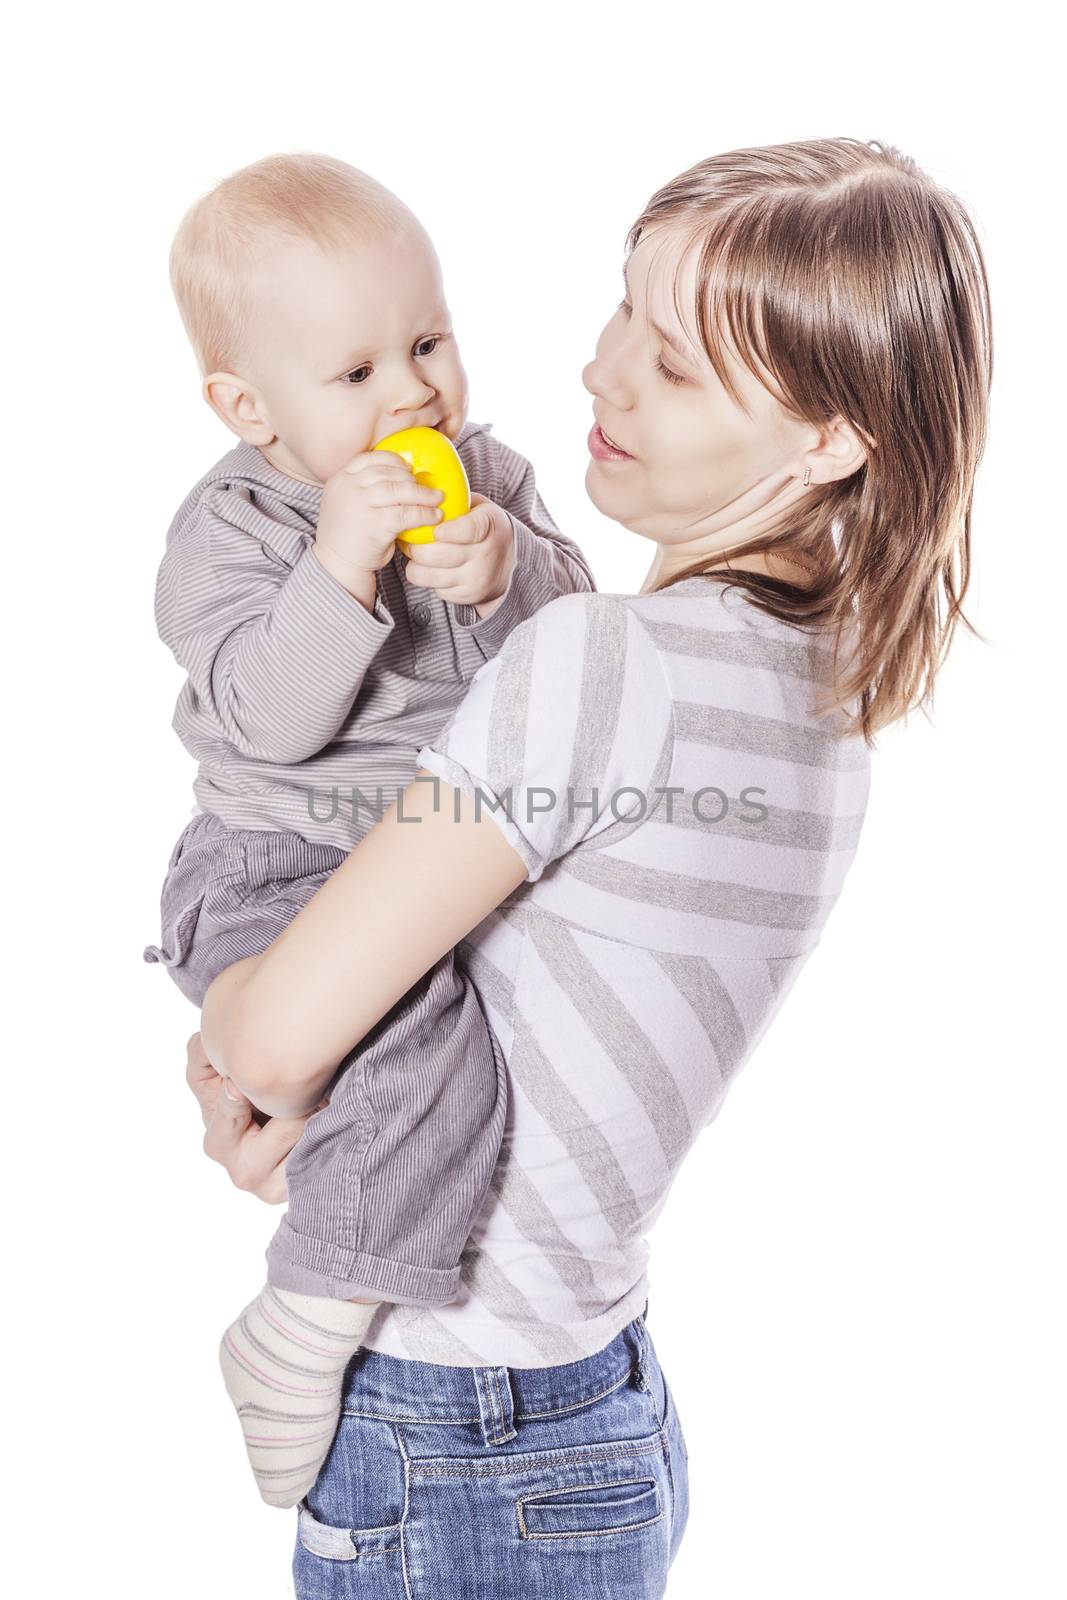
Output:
[339, 1311, 653, 1439]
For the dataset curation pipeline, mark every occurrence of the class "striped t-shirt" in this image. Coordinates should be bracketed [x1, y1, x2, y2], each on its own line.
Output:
[153, 421, 594, 851]
[359, 577, 872, 1367]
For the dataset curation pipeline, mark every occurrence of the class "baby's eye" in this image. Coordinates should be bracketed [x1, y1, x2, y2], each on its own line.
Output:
[415, 335, 441, 357]
[655, 355, 685, 387]
[341, 364, 372, 385]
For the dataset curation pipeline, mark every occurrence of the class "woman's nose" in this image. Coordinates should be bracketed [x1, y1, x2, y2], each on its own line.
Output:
[582, 353, 629, 413]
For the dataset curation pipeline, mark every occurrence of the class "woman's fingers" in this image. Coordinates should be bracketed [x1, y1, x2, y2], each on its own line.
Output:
[187, 1028, 331, 1202]
[202, 1077, 255, 1169]
[185, 1030, 225, 1129]
[203, 1076, 323, 1204]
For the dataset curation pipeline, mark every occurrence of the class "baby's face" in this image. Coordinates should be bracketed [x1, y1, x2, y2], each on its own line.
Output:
[240, 225, 469, 485]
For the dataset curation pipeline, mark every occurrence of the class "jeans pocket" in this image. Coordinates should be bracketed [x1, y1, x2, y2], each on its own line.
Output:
[296, 1497, 402, 1563]
[518, 1475, 662, 1539]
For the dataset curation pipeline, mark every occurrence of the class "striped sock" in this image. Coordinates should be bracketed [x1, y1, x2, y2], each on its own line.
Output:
[218, 1282, 377, 1508]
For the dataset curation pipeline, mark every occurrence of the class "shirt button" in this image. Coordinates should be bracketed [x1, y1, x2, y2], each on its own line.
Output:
[414, 607, 430, 629]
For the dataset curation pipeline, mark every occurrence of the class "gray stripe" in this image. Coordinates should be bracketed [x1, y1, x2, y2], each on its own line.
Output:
[465, 942, 645, 1234]
[459, 1244, 587, 1363]
[246, 1455, 334, 1484]
[234, 1402, 338, 1425]
[640, 616, 835, 685]
[650, 950, 748, 1081]
[486, 613, 538, 801]
[486, 1130, 611, 1318]
[508, 1012, 643, 1238]
[548, 597, 630, 860]
[465, 938, 657, 1316]
[235, 1305, 334, 1381]
[460, 940, 516, 1022]
[527, 911, 693, 1167]
[674, 701, 868, 770]
[629, 795, 868, 853]
[494, 903, 530, 937]
[585, 722, 677, 853]
[560, 848, 829, 931]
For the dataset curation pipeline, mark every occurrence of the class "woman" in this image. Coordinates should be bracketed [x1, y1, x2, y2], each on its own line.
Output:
[191, 137, 991, 1596]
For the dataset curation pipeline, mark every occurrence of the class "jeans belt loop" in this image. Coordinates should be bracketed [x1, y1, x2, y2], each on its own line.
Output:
[473, 1364, 518, 1446]
[632, 1313, 652, 1395]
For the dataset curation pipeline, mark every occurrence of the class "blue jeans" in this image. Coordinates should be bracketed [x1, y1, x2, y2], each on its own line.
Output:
[293, 1309, 690, 1597]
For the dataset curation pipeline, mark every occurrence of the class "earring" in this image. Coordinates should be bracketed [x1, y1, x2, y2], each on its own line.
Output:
[802, 466, 812, 487]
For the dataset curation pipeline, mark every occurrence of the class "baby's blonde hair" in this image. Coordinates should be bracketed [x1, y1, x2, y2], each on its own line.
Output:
[169, 151, 417, 375]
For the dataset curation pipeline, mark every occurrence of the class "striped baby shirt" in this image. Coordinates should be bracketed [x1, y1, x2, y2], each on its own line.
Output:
[359, 576, 872, 1368]
[154, 421, 595, 850]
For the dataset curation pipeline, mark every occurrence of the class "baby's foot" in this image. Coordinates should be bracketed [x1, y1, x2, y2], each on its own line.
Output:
[218, 1283, 376, 1507]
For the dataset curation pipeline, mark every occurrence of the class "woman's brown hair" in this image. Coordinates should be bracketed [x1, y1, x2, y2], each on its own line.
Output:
[629, 138, 993, 745]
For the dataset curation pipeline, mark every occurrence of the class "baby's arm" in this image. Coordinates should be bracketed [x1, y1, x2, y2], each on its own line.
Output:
[450, 435, 596, 658]
[156, 489, 396, 764]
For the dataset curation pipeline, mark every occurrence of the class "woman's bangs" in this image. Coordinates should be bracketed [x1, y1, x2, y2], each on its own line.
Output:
[678, 220, 790, 415]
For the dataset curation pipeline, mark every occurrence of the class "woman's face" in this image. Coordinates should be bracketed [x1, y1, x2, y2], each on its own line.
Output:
[581, 223, 811, 543]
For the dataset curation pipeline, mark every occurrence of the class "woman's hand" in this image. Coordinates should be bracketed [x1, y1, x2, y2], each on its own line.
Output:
[184, 1031, 327, 1205]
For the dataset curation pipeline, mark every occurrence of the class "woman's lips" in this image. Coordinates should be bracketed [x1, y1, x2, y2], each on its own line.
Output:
[588, 423, 634, 462]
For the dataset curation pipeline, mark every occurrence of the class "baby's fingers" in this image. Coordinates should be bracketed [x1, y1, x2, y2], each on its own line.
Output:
[429, 499, 495, 545]
[367, 474, 445, 509]
[349, 452, 445, 499]
[402, 537, 468, 569]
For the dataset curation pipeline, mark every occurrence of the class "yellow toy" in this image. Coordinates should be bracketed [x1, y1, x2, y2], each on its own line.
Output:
[373, 426, 471, 544]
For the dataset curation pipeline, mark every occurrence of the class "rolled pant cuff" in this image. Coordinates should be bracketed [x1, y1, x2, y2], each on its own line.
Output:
[265, 1215, 461, 1307]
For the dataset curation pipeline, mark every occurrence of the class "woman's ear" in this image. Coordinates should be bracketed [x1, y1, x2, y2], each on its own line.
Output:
[800, 415, 872, 486]
[202, 370, 275, 446]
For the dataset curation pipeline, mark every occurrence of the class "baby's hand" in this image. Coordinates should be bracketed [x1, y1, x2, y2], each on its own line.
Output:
[314, 450, 445, 606]
[403, 494, 516, 613]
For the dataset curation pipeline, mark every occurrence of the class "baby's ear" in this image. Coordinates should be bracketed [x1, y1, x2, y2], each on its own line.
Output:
[202, 370, 274, 445]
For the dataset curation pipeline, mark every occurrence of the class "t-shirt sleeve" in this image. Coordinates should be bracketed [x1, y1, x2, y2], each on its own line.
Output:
[416, 593, 674, 881]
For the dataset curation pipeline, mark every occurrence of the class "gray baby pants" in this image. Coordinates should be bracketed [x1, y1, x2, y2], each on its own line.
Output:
[143, 812, 507, 1307]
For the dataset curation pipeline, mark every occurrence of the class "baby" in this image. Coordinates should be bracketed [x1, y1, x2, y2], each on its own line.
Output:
[143, 152, 594, 1507]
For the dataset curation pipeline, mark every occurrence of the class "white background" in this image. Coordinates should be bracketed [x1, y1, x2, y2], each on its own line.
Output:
[5, 3, 1062, 1595]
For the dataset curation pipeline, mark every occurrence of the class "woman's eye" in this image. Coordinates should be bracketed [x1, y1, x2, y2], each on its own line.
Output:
[616, 300, 683, 384]
[341, 364, 372, 385]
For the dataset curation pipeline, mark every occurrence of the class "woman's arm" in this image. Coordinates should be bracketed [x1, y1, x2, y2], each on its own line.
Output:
[199, 770, 528, 1119]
